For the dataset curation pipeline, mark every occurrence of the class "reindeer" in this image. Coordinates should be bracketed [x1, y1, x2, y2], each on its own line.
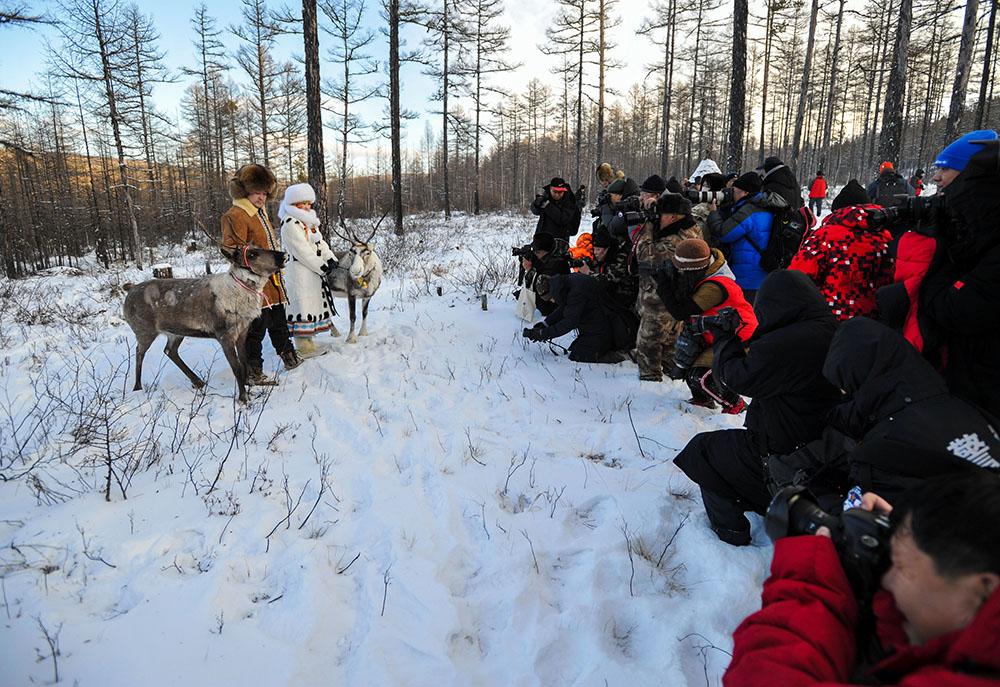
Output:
[123, 245, 286, 403]
[325, 213, 386, 343]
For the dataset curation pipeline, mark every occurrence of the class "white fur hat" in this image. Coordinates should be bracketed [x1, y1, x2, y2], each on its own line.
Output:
[282, 182, 316, 205]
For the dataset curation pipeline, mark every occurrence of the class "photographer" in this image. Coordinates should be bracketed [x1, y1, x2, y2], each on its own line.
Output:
[530, 177, 581, 242]
[788, 180, 894, 321]
[673, 271, 841, 545]
[516, 232, 570, 317]
[879, 130, 1000, 417]
[653, 238, 756, 412]
[605, 177, 644, 245]
[690, 172, 729, 241]
[631, 193, 704, 382]
[584, 226, 638, 314]
[522, 273, 635, 364]
[724, 471, 1000, 687]
[706, 172, 777, 301]
[866, 161, 915, 209]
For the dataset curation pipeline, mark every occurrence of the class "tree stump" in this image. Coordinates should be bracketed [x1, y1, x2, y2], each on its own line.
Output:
[152, 264, 174, 279]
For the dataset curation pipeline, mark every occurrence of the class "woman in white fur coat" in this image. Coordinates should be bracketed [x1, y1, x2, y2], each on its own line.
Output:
[278, 183, 337, 357]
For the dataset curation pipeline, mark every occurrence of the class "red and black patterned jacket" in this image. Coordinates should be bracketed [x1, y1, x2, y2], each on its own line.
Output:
[789, 205, 894, 321]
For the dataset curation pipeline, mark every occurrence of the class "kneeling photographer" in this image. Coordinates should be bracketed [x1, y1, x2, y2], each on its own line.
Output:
[725, 471, 1000, 687]
[521, 272, 637, 364]
[878, 131, 1000, 418]
[582, 226, 638, 314]
[672, 271, 841, 546]
[652, 238, 756, 412]
[514, 232, 570, 317]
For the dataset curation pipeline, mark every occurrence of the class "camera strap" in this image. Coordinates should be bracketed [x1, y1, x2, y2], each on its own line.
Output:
[547, 341, 570, 356]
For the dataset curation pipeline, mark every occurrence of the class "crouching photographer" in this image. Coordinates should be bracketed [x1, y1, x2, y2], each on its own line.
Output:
[652, 238, 757, 412]
[724, 471, 1000, 687]
[514, 232, 570, 317]
[521, 273, 637, 364]
[672, 271, 842, 546]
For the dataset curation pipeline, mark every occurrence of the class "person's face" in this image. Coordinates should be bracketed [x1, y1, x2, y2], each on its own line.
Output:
[610, 192, 623, 204]
[732, 187, 748, 202]
[881, 522, 999, 645]
[247, 190, 267, 208]
[932, 167, 960, 190]
[293, 201, 313, 210]
[550, 188, 566, 201]
[659, 212, 681, 228]
[640, 191, 657, 208]
[594, 246, 608, 262]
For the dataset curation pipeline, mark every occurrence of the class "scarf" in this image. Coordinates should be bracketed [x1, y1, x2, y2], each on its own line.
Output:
[278, 201, 320, 229]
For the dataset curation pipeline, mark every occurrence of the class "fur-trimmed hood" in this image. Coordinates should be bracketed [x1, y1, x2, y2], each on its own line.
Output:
[229, 164, 278, 200]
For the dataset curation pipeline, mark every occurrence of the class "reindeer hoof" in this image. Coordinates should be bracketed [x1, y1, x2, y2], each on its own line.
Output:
[347, 335, 358, 344]
[359, 328, 369, 337]
[330, 328, 341, 337]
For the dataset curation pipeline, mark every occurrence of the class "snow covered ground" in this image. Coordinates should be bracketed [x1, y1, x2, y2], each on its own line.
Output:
[0, 211, 773, 687]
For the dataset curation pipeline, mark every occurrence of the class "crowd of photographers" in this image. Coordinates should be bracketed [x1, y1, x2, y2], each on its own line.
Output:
[515, 129, 1000, 686]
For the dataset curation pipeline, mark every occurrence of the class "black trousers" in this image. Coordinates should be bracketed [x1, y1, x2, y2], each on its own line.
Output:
[674, 428, 773, 534]
[246, 304, 294, 368]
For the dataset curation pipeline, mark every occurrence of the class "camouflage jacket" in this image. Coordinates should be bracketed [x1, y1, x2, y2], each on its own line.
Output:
[595, 244, 638, 311]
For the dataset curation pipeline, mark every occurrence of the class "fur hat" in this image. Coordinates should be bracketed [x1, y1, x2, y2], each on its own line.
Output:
[592, 225, 614, 248]
[596, 163, 624, 185]
[665, 176, 683, 193]
[282, 182, 316, 205]
[656, 192, 693, 217]
[760, 156, 784, 173]
[733, 172, 762, 195]
[229, 164, 277, 200]
[671, 238, 712, 272]
[831, 179, 869, 211]
[640, 174, 666, 195]
[531, 232, 556, 252]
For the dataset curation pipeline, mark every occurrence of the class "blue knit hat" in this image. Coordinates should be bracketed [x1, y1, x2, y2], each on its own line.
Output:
[934, 130, 999, 171]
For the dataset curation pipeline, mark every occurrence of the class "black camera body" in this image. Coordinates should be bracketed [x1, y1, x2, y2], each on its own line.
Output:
[512, 244, 535, 260]
[766, 486, 892, 595]
[686, 307, 743, 336]
[870, 193, 949, 230]
[666, 327, 703, 380]
[568, 256, 596, 269]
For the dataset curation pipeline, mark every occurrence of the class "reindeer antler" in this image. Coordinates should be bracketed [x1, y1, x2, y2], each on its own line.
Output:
[363, 209, 391, 244]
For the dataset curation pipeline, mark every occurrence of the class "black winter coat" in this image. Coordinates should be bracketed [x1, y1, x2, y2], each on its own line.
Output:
[531, 184, 582, 242]
[712, 270, 841, 455]
[539, 273, 636, 357]
[760, 163, 803, 209]
[917, 140, 1000, 417]
[822, 317, 1000, 499]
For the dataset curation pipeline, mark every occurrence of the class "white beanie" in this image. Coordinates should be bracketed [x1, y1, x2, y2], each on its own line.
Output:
[282, 182, 316, 206]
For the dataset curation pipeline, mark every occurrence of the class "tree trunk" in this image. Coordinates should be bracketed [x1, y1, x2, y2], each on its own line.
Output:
[878, 0, 911, 165]
[442, 0, 451, 220]
[596, 0, 606, 167]
[945, 0, 979, 141]
[975, 0, 998, 129]
[820, 0, 845, 167]
[389, 0, 404, 234]
[303, 0, 327, 225]
[791, 0, 819, 172]
[726, 0, 748, 173]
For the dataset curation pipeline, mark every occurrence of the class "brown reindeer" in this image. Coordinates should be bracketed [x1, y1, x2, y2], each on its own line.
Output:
[123, 245, 286, 403]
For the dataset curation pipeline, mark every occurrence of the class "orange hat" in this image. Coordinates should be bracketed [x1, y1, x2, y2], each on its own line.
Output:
[879, 161, 894, 173]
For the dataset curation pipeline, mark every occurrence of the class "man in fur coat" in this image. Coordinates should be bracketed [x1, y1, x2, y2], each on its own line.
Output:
[221, 164, 301, 383]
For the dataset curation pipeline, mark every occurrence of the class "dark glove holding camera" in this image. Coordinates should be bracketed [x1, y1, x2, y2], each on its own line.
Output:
[522, 324, 546, 342]
[667, 327, 704, 380]
[688, 307, 743, 337]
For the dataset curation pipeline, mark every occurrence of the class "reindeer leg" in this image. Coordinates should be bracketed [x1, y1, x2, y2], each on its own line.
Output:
[347, 296, 358, 343]
[164, 335, 206, 389]
[132, 332, 157, 392]
[219, 334, 249, 403]
[359, 298, 370, 336]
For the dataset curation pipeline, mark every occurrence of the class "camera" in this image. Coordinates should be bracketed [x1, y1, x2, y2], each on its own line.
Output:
[766, 485, 892, 595]
[868, 193, 948, 229]
[686, 307, 743, 336]
[569, 256, 596, 269]
[685, 188, 733, 205]
[512, 244, 535, 260]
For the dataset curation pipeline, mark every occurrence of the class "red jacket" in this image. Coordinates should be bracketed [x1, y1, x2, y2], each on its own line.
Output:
[892, 231, 938, 352]
[725, 536, 1000, 687]
[788, 205, 894, 321]
[700, 274, 758, 344]
[809, 176, 828, 199]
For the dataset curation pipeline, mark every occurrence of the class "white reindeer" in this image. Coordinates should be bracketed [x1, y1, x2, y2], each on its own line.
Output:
[325, 214, 385, 343]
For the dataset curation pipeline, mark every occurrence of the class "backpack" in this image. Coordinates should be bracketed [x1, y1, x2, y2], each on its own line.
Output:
[748, 205, 817, 272]
[874, 174, 908, 208]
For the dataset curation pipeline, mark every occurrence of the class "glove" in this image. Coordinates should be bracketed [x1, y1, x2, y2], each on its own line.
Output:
[522, 326, 545, 342]
[320, 258, 338, 274]
[669, 328, 703, 379]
